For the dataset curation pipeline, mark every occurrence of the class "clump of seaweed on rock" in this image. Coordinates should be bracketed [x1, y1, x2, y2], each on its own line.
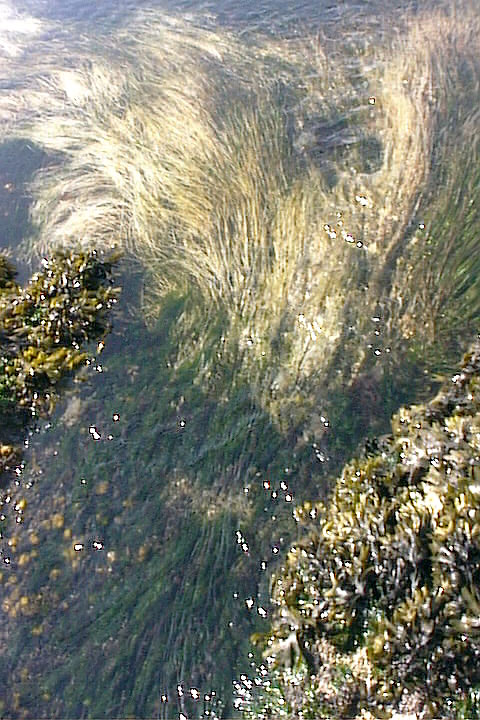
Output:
[243, 339, 480, 719]
[0, 250, 119, 480]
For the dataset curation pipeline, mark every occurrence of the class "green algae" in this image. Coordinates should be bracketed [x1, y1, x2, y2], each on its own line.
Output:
[0, 295, 311, 718]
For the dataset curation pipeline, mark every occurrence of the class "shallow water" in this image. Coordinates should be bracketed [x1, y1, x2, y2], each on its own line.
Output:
[0, 0, 479, 717]
[12, 0, 410, 32]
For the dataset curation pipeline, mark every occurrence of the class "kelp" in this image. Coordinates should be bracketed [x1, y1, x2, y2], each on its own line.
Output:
[243, 340, 480, 718]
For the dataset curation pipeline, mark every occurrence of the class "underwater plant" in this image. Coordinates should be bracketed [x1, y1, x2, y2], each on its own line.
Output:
[241, 340, 480, 718]
[0, 249, 119, 478]
[0, 1, 479, 717]
[0, 1, 478, 439]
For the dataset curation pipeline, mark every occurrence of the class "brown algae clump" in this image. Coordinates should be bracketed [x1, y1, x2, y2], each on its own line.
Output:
[246, 341, 480, 719]
[0, 249, 119, 478]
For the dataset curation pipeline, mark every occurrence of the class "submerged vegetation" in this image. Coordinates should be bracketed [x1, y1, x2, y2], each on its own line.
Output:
[0, 0, 479, 717]
[241, 342, 480, 718]
[1, 0, 479, 425]
[0, 299, 308, 718]
[0, 249, 118, 488]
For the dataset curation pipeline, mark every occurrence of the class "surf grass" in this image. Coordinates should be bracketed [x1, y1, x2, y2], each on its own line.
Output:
[0, 4, 478, 429]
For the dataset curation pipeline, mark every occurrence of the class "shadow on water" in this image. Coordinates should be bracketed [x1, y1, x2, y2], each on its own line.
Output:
[0, 139, 59, 279]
